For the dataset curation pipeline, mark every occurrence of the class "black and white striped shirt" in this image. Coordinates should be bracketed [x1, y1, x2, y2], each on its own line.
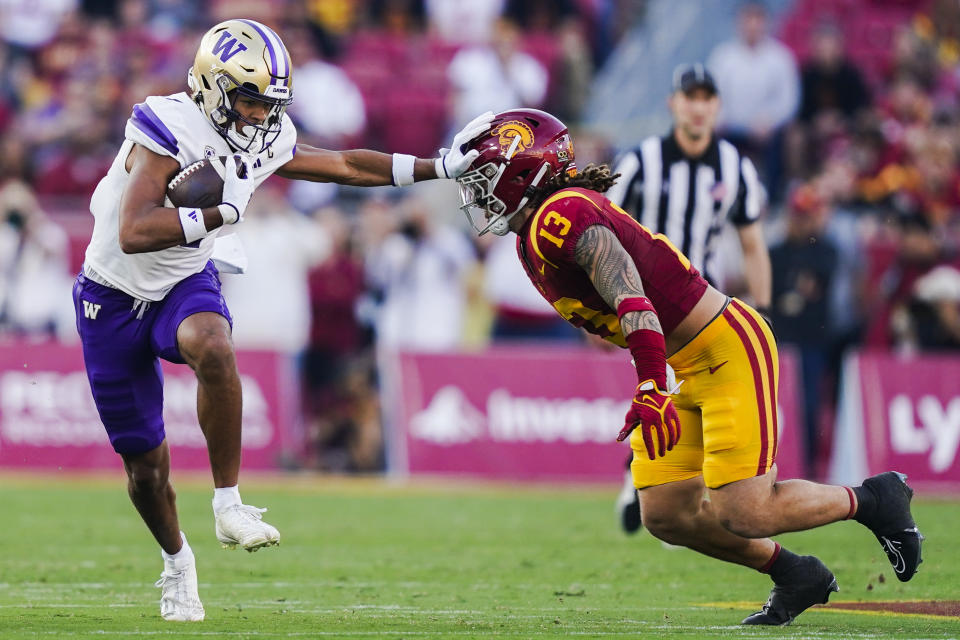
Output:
[606, 133, 764, 286]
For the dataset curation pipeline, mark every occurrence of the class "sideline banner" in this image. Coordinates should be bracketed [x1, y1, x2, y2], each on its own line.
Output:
[0, 341, 298, 470]
[831, 351, 960, 492]
[381, 345, 806, 483]
[776, 346, 806, 480]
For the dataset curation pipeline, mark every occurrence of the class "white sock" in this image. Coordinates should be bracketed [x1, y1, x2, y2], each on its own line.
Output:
[213, 485, 242, 514]
[161, 531, 193, 568]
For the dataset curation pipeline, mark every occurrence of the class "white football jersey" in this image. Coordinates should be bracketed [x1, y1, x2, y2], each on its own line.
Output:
[84, 92, 297, 301]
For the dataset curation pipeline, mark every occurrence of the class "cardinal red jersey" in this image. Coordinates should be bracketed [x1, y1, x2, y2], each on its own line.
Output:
[515, 187, 708, 346]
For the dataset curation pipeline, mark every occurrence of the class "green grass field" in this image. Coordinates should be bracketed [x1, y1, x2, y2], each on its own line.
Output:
[1, 472, 957, 639]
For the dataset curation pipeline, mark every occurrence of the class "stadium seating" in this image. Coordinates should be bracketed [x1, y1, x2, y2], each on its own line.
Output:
[779, 0, 933, 90]
[340, 28, 560, 155]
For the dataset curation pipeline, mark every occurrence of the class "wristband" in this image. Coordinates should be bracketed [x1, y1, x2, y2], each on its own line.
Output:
[625, 329, 667, 390]
[617, 296, 656, 319]
[218, 203, 240, 225]
[178, 207, 208, 244]
[391, 153, 416, 186]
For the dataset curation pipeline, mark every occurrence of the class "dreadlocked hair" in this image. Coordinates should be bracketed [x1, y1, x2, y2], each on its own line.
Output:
[527, 163, 621, 211]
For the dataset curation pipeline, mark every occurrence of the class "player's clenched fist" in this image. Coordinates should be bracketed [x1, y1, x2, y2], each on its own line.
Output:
[617, 379, 681, 460]
[219, 155, 254, 224]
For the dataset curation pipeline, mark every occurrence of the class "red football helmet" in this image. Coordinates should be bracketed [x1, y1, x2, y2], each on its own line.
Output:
[456, 108, 576, 236]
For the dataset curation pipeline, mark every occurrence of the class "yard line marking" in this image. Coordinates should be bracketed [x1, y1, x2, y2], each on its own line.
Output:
[1, 580, 617, 590]
[0, 603, 138, 608]
[0, 603, 704, 614]
[701, 600, 959, 621]
[24, 628, 950, 639]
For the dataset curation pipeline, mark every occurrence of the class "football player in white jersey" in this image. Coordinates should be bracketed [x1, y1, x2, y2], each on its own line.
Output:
[74, 19, 492, 622]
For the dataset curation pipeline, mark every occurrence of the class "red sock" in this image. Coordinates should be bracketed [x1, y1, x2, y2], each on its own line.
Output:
[758, 542, 782, 573]
[843, 486, 857, 520]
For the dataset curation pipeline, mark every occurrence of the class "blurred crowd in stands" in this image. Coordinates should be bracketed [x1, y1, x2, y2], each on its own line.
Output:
[1, 0, 959, 475]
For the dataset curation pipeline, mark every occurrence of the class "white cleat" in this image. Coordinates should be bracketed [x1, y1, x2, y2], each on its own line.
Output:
[155, 554, 205, 622]
[615, 470, 643, 534]
[215, 504, 280, 552]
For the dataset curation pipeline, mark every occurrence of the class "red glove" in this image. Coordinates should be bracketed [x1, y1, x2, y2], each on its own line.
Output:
[617, 379, 681, 460]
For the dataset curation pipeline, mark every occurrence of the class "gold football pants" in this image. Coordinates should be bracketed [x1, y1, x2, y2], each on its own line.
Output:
[630, 298, 779, 490]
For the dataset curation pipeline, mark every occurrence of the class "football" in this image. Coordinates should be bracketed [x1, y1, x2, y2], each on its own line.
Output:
[166, 155, 245, 208]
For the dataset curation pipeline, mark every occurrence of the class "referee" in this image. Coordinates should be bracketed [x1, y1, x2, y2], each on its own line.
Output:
[608, 63, 773, 534]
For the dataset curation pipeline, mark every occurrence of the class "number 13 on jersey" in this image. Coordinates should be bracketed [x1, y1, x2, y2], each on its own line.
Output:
[539, 211, 572, 248]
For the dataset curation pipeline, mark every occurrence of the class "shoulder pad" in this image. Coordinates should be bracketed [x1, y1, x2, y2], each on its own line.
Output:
[125, 94, 208, 164]
[126, 97, 180, 158]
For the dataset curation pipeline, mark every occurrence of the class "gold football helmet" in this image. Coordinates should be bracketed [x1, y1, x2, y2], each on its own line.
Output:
[187, 19, 294, 153]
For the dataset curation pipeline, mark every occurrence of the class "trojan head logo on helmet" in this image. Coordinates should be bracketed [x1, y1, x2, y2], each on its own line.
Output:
[188, 19, 294, 154]
[492, 120, 535, 155]
[456, 108, 576, 236]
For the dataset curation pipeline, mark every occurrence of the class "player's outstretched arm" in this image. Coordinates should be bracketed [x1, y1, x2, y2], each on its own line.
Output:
[118, 145, 242, 253]
[275, 111, 494, 185]
[574, 224, 680, 457]
[274, 146, 435, 186]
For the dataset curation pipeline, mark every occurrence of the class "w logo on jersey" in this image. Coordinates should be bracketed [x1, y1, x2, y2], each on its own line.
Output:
[82, 300, 102, 320]
[212, 31, 248, 62]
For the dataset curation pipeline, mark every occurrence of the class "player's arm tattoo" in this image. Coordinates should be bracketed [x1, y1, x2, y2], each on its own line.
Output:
[573, 225, 663, 335]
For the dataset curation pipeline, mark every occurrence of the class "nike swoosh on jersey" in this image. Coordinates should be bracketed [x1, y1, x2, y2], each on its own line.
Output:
[708, 361, 728, 374]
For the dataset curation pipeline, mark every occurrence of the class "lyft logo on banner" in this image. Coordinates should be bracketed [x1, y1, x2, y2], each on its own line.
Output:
[849, 351, 960, 490]
[889, 395, 960, 473]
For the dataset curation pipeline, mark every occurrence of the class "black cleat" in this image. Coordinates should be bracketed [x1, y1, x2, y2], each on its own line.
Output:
[621, 495, 641, 533]
[858, 471, 924, 582]
[741, 556, 839, 626]
[615, 470, 643, 534]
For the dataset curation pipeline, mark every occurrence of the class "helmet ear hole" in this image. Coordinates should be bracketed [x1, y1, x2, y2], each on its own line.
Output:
[201, 75, 211, 91]
[512, 168, 532, 184]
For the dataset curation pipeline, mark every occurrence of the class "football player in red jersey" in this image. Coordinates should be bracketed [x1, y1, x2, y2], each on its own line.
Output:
[456, 108, 924, 625]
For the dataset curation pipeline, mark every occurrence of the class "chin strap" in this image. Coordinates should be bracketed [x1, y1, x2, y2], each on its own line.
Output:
[488, 217, 511, 236]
